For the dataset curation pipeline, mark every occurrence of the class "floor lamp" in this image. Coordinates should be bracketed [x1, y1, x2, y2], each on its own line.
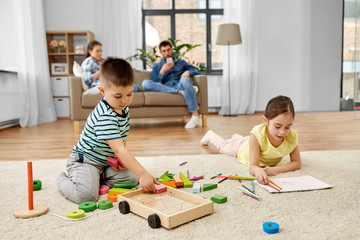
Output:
[216, 23, 242, 116]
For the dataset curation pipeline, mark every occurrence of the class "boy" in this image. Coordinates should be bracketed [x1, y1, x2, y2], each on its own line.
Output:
[57, 57, 158, 204]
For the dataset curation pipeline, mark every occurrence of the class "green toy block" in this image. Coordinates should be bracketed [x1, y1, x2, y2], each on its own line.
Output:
[179, 172, 193, 188]
[114, 183, 137, 188]
[168, 173, 175, 179]
[108, 188, 132, 194]
[211, 194, 227, 204]
[159, 171, 172, 182]
[203, 183, 218, 191]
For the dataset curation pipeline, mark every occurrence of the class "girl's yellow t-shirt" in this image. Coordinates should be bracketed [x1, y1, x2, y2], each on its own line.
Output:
[237, 123, 298, 166]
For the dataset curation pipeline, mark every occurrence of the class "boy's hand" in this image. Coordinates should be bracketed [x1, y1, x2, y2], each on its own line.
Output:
[255, 168, 269, 185]
[264, 166, 278, 176]
[139, 172, 159, 193]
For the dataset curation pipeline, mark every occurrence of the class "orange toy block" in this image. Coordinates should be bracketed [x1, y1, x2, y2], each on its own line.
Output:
[108, 192, 119, 202]
[173, 175, 184, 187]
[161, 181, 177, 188]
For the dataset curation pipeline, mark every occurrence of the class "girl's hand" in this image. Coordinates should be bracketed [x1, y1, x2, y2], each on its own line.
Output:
[255, 168, 269, 185]
[264, 166, 278, 176]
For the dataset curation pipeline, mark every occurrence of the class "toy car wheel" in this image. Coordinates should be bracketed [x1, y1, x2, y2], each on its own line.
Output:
[118, 201, 130, 214]
[148, 214, 161, 229]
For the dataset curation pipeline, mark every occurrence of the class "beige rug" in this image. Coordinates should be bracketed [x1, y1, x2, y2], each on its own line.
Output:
[1, 151, 359, 239]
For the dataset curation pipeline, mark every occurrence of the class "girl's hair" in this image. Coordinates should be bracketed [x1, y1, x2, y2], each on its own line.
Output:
[84, 40, 102, 59]
[100, 57, 134, 87]
[264, 95, 295, 120]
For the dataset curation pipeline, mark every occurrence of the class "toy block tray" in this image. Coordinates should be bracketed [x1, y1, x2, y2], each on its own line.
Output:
[117, 187, 213, 229]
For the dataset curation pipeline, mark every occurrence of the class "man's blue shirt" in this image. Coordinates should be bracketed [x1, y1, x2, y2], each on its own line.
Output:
[151, 58, 200, 85]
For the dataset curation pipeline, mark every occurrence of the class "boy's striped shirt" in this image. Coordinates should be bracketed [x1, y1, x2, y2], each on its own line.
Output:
[72, 99, 130, 165]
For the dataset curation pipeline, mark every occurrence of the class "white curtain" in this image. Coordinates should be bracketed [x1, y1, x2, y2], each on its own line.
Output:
[94, 0, 143, 69]
[220, 0, 258, 115]
[14, 0, 57, 127]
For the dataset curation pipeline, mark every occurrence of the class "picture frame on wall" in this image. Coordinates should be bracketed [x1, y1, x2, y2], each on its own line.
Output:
[51, 63, 68, 75]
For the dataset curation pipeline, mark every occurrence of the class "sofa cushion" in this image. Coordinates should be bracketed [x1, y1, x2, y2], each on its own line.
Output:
[82, 92, 145, 108]
[144, 92, 201, 106]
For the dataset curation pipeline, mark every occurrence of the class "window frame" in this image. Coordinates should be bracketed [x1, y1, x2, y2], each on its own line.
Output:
[142, 0, 223, 74]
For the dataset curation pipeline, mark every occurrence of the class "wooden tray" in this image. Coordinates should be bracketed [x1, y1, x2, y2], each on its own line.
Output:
[117, 187, 213, 229]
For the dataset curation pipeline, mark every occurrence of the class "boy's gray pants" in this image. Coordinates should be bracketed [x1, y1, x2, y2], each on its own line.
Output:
[57, 153, 138, 204]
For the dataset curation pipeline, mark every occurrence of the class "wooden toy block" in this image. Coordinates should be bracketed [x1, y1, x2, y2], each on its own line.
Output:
[168, 173, 175, 179]
[108, 192, 118, 202]
[117, 187, 214, 229]
[107, 157, 125, 169]
[192, 182, 201, 193]
[155, 184, 167, 194]
[211, 194, 227, 204]
[66, 209, 85, 219]
[173, 175, 184, 187]
[161, 181, 177, 188]
[203, 183, 218, 191]
[33, 180, 42, 191]
[109, 188, 132, 194]
[189, 175, 204, 181]
[107, 157, 118, 168]
[99, 185, 110, 195]
[98, 200, 113, 210]
[159, 171, 172, 182]
[114, 183, 137, 188]
[179, 172, 193, 188]
[78, 201, 97, 212]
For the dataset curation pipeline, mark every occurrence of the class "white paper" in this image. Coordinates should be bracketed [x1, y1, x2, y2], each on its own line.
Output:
[255, 175, 332, 193]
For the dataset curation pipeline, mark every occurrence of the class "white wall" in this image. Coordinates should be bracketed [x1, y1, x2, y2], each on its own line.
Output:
[255, 0, 343, 112]
[43, 0, 343, 112]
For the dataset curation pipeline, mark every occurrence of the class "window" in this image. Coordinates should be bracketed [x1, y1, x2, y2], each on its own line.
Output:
[142, 0, 224, 74]
[342, 0, 360, 111]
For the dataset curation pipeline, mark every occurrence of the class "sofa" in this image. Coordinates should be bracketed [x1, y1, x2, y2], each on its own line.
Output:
[69, 69, 208, 134]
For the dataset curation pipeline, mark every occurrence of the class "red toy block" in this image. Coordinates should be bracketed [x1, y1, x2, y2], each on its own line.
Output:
[155, 185, 167, 194]
[107, 157, 125, 169]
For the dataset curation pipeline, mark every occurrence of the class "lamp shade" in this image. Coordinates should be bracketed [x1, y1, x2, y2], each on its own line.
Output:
[216, 23, 242, 45]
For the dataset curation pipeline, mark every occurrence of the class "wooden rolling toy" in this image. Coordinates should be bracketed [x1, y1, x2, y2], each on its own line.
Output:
[13, 162, 48, 218]
[118, 186, 213, 229]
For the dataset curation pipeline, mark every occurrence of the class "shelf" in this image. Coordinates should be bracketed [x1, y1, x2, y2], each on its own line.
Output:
[46, 30, 94, 118]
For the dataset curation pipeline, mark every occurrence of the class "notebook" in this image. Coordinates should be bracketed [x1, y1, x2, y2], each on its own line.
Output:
[255, 175, 332, 193]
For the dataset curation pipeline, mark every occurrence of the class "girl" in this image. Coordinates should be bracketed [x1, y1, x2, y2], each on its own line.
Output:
[81, 41, 140, 93]
[81, 40, 104, 89]
[200, 95, 301, 185]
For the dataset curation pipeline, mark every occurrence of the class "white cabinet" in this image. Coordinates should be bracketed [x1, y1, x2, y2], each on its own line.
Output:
[51, 76, 70, 117]
[53, 98, 70, 117]
[51, 76, 69, 96]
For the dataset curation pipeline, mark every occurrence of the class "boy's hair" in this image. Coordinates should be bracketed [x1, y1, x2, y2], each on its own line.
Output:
[264, 95, 295, 120]
[85, 40, 102, 59]
[159, 40, 172, 50]
[100, 57, 134, 87]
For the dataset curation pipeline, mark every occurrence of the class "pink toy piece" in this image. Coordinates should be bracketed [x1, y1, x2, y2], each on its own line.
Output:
[155, 185, 167, 194]
[107, 157, 125, 169]
[189, 175, 204, 181]
[99, 185, 110, 195]
[107, 157, 118, 168]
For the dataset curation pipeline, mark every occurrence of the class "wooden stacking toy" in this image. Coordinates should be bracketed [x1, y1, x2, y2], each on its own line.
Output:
[13, 162, 48, 218]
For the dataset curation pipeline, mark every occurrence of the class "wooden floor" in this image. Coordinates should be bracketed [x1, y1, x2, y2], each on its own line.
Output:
[0, 112, 359, 161]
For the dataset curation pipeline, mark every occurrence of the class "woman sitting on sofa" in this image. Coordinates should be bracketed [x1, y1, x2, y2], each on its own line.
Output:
[81, 40, 140, 93]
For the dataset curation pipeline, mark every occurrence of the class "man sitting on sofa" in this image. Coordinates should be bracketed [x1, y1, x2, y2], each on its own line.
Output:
[142, 40, 200, 128]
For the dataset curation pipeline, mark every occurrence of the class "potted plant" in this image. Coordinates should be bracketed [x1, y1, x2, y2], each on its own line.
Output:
[127, 38, 206, 71]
